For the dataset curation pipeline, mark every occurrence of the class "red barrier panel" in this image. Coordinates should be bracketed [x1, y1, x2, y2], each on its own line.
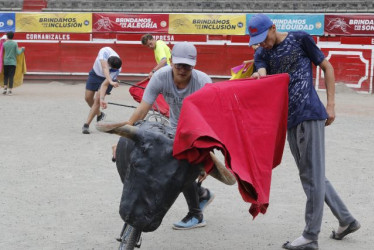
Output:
[317, 48, 372, 93]
[341, 37, 374, 45]
[59, 43, 108, 72]
[18, 41, 252, 76]
[16, 39, 374, 93]
[20, 42, 61, 72]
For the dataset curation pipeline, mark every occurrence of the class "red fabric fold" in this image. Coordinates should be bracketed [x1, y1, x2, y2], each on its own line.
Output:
[129, 78, 170, 118]
[173, 74, 289, 218]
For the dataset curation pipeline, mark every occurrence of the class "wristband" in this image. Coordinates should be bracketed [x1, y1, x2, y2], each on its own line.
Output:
[152, 69, 156, 73]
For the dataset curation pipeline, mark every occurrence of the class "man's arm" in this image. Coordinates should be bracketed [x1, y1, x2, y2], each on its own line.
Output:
[154, 58, 167, 71]
[319, 59, 336, 126]
[148, 58, 167, 78]
[128, 100, 153, 125]
[100, 59, 119, 87]
[99, 78, 110, 109]
[100, 100, 152, 158]
[97, 100, 153, 132]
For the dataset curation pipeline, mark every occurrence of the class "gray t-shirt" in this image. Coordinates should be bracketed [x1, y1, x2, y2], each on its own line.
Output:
[143, 66, 212, 129]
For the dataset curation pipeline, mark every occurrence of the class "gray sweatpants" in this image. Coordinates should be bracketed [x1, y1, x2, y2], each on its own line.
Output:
[287, 120, 355, 241]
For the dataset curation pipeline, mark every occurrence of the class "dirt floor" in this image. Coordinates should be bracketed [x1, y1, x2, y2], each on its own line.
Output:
[0, 81, 373, 250]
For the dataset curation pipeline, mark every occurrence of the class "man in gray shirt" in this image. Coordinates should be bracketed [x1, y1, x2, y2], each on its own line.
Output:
[142, 48, 211, 129]
[109, 42, 215, 229]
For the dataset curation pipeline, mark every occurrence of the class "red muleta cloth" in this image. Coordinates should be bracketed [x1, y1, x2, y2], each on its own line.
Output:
[173, 74, 289, 218]
[129, 78, 170, 118]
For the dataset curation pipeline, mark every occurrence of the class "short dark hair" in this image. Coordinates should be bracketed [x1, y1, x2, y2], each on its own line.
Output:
[6, 31, 14, 39]
[108, 56, 122, 69]
[141, 34, 153, 45]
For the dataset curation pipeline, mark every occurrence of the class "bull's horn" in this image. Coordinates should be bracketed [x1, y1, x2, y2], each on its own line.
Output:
[209, 152, 236, 185]
[96, 121, 138, 139]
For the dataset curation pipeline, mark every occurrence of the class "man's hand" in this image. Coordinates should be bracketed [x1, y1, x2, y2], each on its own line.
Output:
[110, 81, 119, 88]
[100, 98, 108, 109]
[251, 72, 261, 79]
[325, 104, 335, 126]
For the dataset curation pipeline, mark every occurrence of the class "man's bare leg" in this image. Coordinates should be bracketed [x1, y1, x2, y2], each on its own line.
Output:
[86, 93, 101, 125]
[85, 89, 95, 108]
[82, 93, 101, 134]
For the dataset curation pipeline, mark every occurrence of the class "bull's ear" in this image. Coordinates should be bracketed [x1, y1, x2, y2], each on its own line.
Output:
[209, 152, 236, 185]
[96, 121, 138, 140]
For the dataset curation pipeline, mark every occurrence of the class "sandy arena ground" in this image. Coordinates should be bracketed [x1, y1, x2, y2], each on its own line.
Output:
[0, 81, 373, 250]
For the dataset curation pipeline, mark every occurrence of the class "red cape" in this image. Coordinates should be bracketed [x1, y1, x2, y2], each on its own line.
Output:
[173, 74, 289, 218]
[129, 78, 170, 118]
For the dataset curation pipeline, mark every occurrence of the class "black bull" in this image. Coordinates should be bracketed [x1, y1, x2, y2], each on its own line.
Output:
[115, 121, 201, 232]
[96, 120, 236, 233]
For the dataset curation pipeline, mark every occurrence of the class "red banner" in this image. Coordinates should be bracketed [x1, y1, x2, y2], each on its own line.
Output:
[16, 33, 91, 41]
[325, 15, 374, 36]
[92, 13, 168, 33]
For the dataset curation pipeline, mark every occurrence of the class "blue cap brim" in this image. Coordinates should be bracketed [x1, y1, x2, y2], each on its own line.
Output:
[249, 29, 269, 46]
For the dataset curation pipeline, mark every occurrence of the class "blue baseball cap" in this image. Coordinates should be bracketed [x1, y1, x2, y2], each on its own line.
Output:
[248, 14, 273, 46]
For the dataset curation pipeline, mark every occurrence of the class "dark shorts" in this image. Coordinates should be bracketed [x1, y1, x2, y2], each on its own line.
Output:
[85, 69, 113, 94]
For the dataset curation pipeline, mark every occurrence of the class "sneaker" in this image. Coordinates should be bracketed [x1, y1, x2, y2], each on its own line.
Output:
[7, 90, 12, 96]
[199, 189, 215, 211]
[82, 124, 90, 134]
[97, 111, 106, 122]
[172, 213, 206, 230]
[2, 90, 7, 95]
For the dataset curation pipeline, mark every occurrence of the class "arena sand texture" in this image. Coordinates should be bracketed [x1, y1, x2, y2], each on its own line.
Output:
[1, 81, 373, 250]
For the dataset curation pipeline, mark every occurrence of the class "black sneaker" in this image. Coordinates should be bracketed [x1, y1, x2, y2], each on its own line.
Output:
[97, 111, 106, 122]
[82, 123, 90, 134]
